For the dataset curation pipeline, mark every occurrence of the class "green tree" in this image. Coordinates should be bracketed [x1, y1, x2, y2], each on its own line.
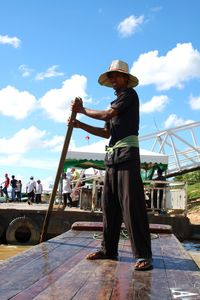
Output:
[174, 170, 200, 184]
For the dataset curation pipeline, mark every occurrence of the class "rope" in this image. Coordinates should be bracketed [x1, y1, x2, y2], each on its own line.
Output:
[93, 229, 158, 241]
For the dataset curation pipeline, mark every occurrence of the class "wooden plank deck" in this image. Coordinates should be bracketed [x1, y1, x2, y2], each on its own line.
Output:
[0, 223, 200, 300]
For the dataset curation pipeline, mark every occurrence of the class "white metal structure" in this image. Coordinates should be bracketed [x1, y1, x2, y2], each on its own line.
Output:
[139, 121, 200, 177]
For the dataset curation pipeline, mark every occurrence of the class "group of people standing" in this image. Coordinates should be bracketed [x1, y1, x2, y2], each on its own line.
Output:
[26, 176, 43, 205]
[0, 173, 22, 202]
[0, 173, 43, 204]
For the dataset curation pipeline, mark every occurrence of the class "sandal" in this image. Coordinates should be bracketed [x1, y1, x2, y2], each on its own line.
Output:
[134, 258, 153, 271]
[86, 250, 118, 260]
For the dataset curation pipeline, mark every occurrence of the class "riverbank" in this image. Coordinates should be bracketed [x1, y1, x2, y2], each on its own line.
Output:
[187, 198, 200, 224]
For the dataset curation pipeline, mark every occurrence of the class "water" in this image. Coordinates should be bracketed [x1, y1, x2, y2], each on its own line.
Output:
[182, 240, 200, 268]
[182, 240, 200, 252]
[0, 240, 199, 265]
[0, 244, 32, 262]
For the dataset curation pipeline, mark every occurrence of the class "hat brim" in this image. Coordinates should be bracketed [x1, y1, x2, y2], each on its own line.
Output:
[98, 70, 139, 88]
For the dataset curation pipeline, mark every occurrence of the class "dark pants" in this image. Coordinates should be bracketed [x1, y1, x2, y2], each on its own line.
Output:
[153, 189, 164, 209]
[102, 160, 152, 259]
[63, 193, 73, 207]
[35, 194, 41, 203]
[2, 187, 8, 198]
[28, 191, 35, 202]
[16, 191, 22, 201]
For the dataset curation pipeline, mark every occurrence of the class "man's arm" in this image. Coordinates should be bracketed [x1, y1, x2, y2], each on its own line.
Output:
[71, 98, 118, 121]
[71, 119, 110, 138]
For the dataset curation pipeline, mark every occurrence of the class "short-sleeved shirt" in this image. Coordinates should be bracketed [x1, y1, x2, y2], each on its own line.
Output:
[4, 177, 10, 188]
[62, 178, 72, 193]
[104, 88, 140, 166]
[11, 179, 17, 188]
[36, 183, 43, 194]
[26, 180, 36, 193]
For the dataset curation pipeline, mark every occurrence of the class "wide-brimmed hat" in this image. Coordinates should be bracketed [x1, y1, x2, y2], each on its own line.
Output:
[98, 60, 139, 88]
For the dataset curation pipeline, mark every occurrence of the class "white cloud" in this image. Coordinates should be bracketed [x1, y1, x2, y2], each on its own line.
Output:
[0, 154, 58, 171]
[0, 85, 37, 119]
[41, 176, 54, 191]
[0, 34, 21, 48]
[131, 43, 200, 90]
[43, 135, 65, 152]
[164, 114, 194, 128]
[39, 74, 88, 123]
[0, 126, 46, 154]
[72, 138, 107, 153]
[189, 95, 200, 110]
[140, 95, 169, 113]
[19, 64, 34, 77]
[151, 6, 163, 12]
[0, 125, 67, 155]
[35, 65, 64, 80]
[117, 15, 144, 38]
[0, 125, 68, 175]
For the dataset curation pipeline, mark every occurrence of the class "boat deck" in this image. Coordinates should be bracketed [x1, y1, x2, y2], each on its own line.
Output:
[0, 222, 200, 300]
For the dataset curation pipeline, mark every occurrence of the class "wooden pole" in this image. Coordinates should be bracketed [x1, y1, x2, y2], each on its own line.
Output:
[40, 98, 80, 243]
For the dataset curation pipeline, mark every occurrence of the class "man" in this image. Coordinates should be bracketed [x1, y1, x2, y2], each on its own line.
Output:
[153, 168, 166, 210]
[69, 60, 152, 271]
[35, 180, 43, 204]
[10, 175, 17, 202]
[71, 168, 80, 182]
[26, 176, 36, 205]
[62, 173, 73, 208]
[2, 173, 10, 201]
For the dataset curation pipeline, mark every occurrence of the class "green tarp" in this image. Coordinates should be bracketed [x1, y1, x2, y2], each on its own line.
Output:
[64, 150, 168, 180]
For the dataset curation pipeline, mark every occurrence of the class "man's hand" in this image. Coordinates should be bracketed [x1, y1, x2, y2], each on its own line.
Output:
[67, 117, 81, 128]
[71, 97, 84, 113]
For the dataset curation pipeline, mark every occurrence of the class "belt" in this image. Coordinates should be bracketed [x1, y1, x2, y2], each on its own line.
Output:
[106, 135, 139, 154]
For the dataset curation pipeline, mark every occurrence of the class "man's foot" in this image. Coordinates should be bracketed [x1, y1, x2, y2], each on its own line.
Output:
[86, 250, 118, 261]
[134, 258, 153, 271]
[27, 200, 33, 205]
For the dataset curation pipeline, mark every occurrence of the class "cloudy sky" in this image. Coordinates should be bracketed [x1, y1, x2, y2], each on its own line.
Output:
[0, 0, 199, 189]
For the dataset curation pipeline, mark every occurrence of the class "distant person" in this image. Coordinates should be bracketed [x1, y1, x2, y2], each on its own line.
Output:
[71, 168, 80, 184]
[97, 180, 104, 210]
[2, 173, 10, 201]
[66, 170, 73, 181]
[80, 172, 86, 187]
[10, 175, 17, 201]
[35, 180, 43, 204]
[16, 180, 22, 202]
[153, 168, 166, 209]
[0, 186, 3, 197]
[26, 176, 36, 205]
[62, 173, 72, 208]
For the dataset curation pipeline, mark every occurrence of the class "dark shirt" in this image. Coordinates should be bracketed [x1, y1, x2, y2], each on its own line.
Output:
[11, 179, 17, 188]
[105, 88, 140, 166]
[108, 88, 139, 146]
[154, 175, 166, 187]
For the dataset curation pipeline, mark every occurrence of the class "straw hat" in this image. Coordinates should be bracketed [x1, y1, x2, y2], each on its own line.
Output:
[98, 60, 139, 88]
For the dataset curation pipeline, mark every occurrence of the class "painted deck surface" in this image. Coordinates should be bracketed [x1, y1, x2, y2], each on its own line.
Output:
[0, 224, 200, 299]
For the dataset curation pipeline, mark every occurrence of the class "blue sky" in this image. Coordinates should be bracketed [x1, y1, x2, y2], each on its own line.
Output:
[0, 0, 200, 189]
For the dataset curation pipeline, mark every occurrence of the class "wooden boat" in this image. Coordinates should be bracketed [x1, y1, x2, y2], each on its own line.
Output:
[0, 222, 199, 299]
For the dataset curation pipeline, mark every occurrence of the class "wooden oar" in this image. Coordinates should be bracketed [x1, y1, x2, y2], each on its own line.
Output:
[40, 97, 80, 243]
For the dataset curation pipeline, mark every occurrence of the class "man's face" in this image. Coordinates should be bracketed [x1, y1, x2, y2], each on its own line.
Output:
[107, 72, 128, 90]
